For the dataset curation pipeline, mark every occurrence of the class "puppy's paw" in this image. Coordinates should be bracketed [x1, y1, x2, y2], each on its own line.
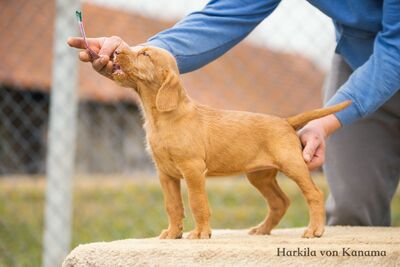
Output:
[302, 225, 324, 238]
[159, 229, 183, 239]
[187, 229, 211, 239]
[248, 224, 271, 235]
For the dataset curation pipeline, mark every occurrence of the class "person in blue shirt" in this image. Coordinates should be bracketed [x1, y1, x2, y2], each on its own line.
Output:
[68, 0, 400, 226]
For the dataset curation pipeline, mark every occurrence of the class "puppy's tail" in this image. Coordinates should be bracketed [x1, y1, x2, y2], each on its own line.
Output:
[286, 100, 351, 130]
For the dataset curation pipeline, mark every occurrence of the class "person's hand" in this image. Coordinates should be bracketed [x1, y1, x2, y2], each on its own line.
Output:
[67, 36, 130, 79]
[298, 114, 341, 170]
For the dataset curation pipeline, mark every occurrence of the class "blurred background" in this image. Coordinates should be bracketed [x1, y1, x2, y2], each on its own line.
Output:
[0, 0, 399, 267]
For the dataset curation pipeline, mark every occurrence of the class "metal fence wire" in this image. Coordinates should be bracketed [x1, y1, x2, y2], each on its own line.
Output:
[0, 0, 336, 266]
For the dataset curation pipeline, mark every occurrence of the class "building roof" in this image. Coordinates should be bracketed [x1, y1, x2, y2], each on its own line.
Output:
[0, 0, 324, 117]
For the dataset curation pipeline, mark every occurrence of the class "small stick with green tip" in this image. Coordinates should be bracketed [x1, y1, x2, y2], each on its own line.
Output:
[75, 11, 100, 60]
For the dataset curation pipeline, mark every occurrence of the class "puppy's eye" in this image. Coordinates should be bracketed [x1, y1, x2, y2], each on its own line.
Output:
[140, 51, 150, 57]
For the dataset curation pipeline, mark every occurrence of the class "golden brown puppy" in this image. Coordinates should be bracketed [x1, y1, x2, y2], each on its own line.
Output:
[112, 46, 350, 239]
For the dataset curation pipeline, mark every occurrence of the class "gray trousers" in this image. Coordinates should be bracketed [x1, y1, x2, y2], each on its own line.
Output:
[324, 54, 400, 226]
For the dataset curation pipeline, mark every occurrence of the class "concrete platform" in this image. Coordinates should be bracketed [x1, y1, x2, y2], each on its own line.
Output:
[63, 226, 400, 267]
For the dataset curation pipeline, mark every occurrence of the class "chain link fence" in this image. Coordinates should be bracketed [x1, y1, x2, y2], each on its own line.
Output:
[1, 0, 388, 267]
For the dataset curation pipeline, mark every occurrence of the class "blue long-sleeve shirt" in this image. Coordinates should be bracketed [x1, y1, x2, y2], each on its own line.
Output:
[147, 0, 400, 125]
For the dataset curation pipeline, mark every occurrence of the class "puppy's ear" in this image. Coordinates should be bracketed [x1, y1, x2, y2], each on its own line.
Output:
[156, 70, 180, 112]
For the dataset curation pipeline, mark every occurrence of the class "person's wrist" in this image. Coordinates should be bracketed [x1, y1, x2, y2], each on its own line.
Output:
[309, 114, 341, 137]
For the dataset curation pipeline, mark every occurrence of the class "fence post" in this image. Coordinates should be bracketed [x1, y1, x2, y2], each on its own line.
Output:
[42, 0, 80, 266]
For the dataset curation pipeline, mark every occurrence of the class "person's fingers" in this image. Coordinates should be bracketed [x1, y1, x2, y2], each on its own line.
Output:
[302, 134, 321, 163]
[105, 61, 114, 75]
[98, 61, 114, 79]
[79, 51, 91, 62]
[92, 55, 109, 72]
[98, 36, 123, 57]
[307, 145, 325, 170]
[67, 37, 104, 52]
[69, 36, 126, 79]
[67, 37, 85, 48]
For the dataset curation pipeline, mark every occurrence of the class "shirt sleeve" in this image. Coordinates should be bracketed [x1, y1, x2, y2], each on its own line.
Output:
[326, 0, 400, 125]
[146, 0, 281, 73]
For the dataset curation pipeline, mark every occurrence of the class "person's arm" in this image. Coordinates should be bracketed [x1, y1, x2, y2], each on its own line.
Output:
[300, 0, 400, 170]
[147, 0, 281, 74]
[68, 0, 280, 79]
[325, 0, 400, 125]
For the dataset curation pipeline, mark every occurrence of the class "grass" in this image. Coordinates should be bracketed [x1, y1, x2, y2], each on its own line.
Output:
[0, 174, 399, 267]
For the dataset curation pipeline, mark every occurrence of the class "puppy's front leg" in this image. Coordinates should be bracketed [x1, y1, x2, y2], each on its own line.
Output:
[159, 172, 184, 239]
[180, 163, 211, 239]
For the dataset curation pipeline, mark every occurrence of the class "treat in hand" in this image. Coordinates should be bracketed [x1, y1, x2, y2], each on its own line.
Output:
[75, 11, 99, 60]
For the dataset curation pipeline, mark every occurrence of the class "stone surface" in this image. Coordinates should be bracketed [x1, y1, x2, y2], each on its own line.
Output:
[63, 226, 400, 267]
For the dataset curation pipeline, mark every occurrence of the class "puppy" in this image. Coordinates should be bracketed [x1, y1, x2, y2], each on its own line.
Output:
[112, 46, 350, 239]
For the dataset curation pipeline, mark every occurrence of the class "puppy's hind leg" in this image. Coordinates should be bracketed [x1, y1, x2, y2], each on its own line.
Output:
[247, 169, 290, 235]
[278, 157, 325, 238]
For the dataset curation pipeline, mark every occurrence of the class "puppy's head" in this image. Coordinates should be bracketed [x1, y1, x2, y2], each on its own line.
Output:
[112, 46, 181, 112]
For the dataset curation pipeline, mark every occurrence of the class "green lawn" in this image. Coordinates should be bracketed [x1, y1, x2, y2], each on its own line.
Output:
[1, 174, 399, 267]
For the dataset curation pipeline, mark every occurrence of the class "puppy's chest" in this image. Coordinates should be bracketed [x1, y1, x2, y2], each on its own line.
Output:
[147, 133, 184, 175]
[149, 139, 176, 161]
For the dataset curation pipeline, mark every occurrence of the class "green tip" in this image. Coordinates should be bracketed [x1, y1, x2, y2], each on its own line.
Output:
[75, 11, 82, 22]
